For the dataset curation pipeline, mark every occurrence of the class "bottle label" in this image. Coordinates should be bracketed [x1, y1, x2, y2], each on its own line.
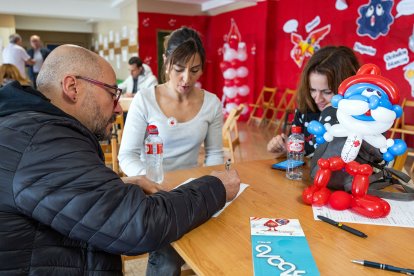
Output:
[146, 143, 163, 154]
[287, 140, 304, 152]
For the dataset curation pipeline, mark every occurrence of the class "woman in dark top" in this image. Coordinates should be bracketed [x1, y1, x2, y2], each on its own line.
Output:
[267, 46, 360, 157]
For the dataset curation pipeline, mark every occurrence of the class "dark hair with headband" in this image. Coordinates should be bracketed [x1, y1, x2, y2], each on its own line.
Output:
[162, 27, 205, 82]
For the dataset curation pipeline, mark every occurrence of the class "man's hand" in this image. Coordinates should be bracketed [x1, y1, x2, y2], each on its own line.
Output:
[121, 176, 166, 194]
[210, 169, 240, 202]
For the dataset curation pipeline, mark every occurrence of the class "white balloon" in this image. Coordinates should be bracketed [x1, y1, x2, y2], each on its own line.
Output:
[223, 68, 236, 80]
[223, 86, 237, 99]
[224, 48, 237, 61]
[237, 42, 247, 61]
[341, 134, 362, 162]
[237, 52, 247, 61]
[225, 103, 238, 113]
[236, 66, 249, 78]
[238, 85, 250, 96]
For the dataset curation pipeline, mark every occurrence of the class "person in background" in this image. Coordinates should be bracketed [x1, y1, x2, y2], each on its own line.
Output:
[267, 46, 360, 158]
[2, 33, 35, 79]
[27, 35, 51, 89]
[0, 44, 240, 275]
[119, 26, 225, 275]
[0, 63, 31, 87]
[118, 56, 158, 97]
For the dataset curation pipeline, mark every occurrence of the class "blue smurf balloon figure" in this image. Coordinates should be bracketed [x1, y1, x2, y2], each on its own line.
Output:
[304, 64, 407, 218]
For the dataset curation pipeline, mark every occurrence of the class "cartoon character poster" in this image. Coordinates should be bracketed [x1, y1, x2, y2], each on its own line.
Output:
[356, 0, 394, 39]
[284, 16, 331, 67]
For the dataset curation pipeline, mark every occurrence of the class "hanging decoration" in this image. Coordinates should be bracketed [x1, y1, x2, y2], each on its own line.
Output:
[220, 18, 250, 120]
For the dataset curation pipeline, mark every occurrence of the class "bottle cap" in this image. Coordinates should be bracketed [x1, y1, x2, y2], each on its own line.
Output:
[147, 125, 159, 135]
[291, 126, 302, 134]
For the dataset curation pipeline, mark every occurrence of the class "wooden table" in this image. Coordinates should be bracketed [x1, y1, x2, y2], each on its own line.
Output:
[163, 159, 414, 276]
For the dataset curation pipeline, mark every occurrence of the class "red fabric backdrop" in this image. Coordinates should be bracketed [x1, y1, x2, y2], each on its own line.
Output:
[138, 0, 414, 145]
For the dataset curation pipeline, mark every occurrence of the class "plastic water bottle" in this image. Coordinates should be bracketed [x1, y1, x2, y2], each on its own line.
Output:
[286, 126, 305, 180]
[145, 125, 164, 184]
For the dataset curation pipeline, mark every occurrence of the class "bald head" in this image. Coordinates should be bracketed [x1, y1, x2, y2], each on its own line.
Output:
[37, 44, 111, 96]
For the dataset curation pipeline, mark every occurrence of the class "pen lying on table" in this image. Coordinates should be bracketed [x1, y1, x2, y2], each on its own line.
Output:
[317, 215, 367, 238]
[352, 260, 414, 275]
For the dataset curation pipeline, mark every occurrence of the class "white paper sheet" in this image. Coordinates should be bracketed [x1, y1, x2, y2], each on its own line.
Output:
[312, 199, 414, 228]
[175, 178, 249, 217]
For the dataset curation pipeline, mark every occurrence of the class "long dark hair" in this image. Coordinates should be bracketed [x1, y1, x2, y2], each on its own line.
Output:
[162, 27, 205, 83]
[297, 46, 360, 113]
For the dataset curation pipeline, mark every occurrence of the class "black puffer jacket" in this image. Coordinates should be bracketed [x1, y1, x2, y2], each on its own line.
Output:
[0, 81, 226, 275]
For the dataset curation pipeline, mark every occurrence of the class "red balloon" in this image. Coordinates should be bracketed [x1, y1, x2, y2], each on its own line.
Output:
[352, 174, 370, 197]
[313, 168, 331, 188]
[328, 157, 345, 171]
[233, 77, 247, 86]
[224, 79, 234, 87]
[302, 186, 317, 205]
[351, 195, 391, 218]
[329, 191, 352, 210]
[229, 35, 238, 49]
[231, 59, 241, 68]
[220, 61, 231, 72]
[312, 187, 331, 206]
[345, 161, 359, 175]
[317, 159, 330, 169]
[233, 97, 242, 105]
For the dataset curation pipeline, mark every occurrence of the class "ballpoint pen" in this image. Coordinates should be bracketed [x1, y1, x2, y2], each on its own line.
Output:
[317, 215, 367, 238]
[225, 159, 231, 171]
[352, 260, 414, 275]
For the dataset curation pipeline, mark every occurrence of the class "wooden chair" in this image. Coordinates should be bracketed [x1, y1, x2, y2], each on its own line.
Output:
[101, 114, 124, 175]
[247, 86, 277, 126]
[223, 104, 244, 162]
[389, 98, 414, 173]
[267, 88, 297, 134]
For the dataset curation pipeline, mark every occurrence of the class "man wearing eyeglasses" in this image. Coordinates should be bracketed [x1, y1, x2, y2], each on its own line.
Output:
[0, 44, 240, 275]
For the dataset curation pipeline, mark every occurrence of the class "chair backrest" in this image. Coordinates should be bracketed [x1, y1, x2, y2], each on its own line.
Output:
[390, 98, 414, 139]
[255, 86, 277, 107]
[268, 88, 297, 134]
[222, 104, 244, 162]
[101, 113, 124, 175]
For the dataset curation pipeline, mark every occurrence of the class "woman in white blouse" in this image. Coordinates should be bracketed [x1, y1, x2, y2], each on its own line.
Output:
[118, 26, 225, 276]
[119, 27, 224, 176]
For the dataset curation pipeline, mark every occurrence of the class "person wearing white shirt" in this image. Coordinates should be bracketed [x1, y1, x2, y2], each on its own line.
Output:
[119, 27, 224, 276]
[118, 57, 158, 97]
[2, 34, 34, 79]
[27, 35, 51, 89]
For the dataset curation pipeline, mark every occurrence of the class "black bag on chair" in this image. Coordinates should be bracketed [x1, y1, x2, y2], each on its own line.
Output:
[310, 136, 384, 191]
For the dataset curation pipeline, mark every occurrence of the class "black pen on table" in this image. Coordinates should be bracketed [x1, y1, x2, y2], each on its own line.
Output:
[352, 260, 414, 275]
[225, 159, 231, 171]
[317, 215, 367, 238]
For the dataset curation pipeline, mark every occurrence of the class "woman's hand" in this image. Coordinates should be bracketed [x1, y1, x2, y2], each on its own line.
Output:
[267, 134, 287, 158]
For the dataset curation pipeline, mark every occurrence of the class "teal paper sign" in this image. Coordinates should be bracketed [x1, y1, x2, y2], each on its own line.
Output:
[250, 218, 319, 275]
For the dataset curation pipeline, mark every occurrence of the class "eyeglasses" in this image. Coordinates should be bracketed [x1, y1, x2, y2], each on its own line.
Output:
[75, 76, 122, 108]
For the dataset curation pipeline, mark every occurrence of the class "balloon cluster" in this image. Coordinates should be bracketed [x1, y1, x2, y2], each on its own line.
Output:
[220, 19, 250, 120]
[303, 64, 407, 218]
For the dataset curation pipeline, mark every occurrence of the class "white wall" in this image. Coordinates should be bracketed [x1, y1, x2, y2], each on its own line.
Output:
[92, 0, 138, 80]
[15, 16, 93, 33]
